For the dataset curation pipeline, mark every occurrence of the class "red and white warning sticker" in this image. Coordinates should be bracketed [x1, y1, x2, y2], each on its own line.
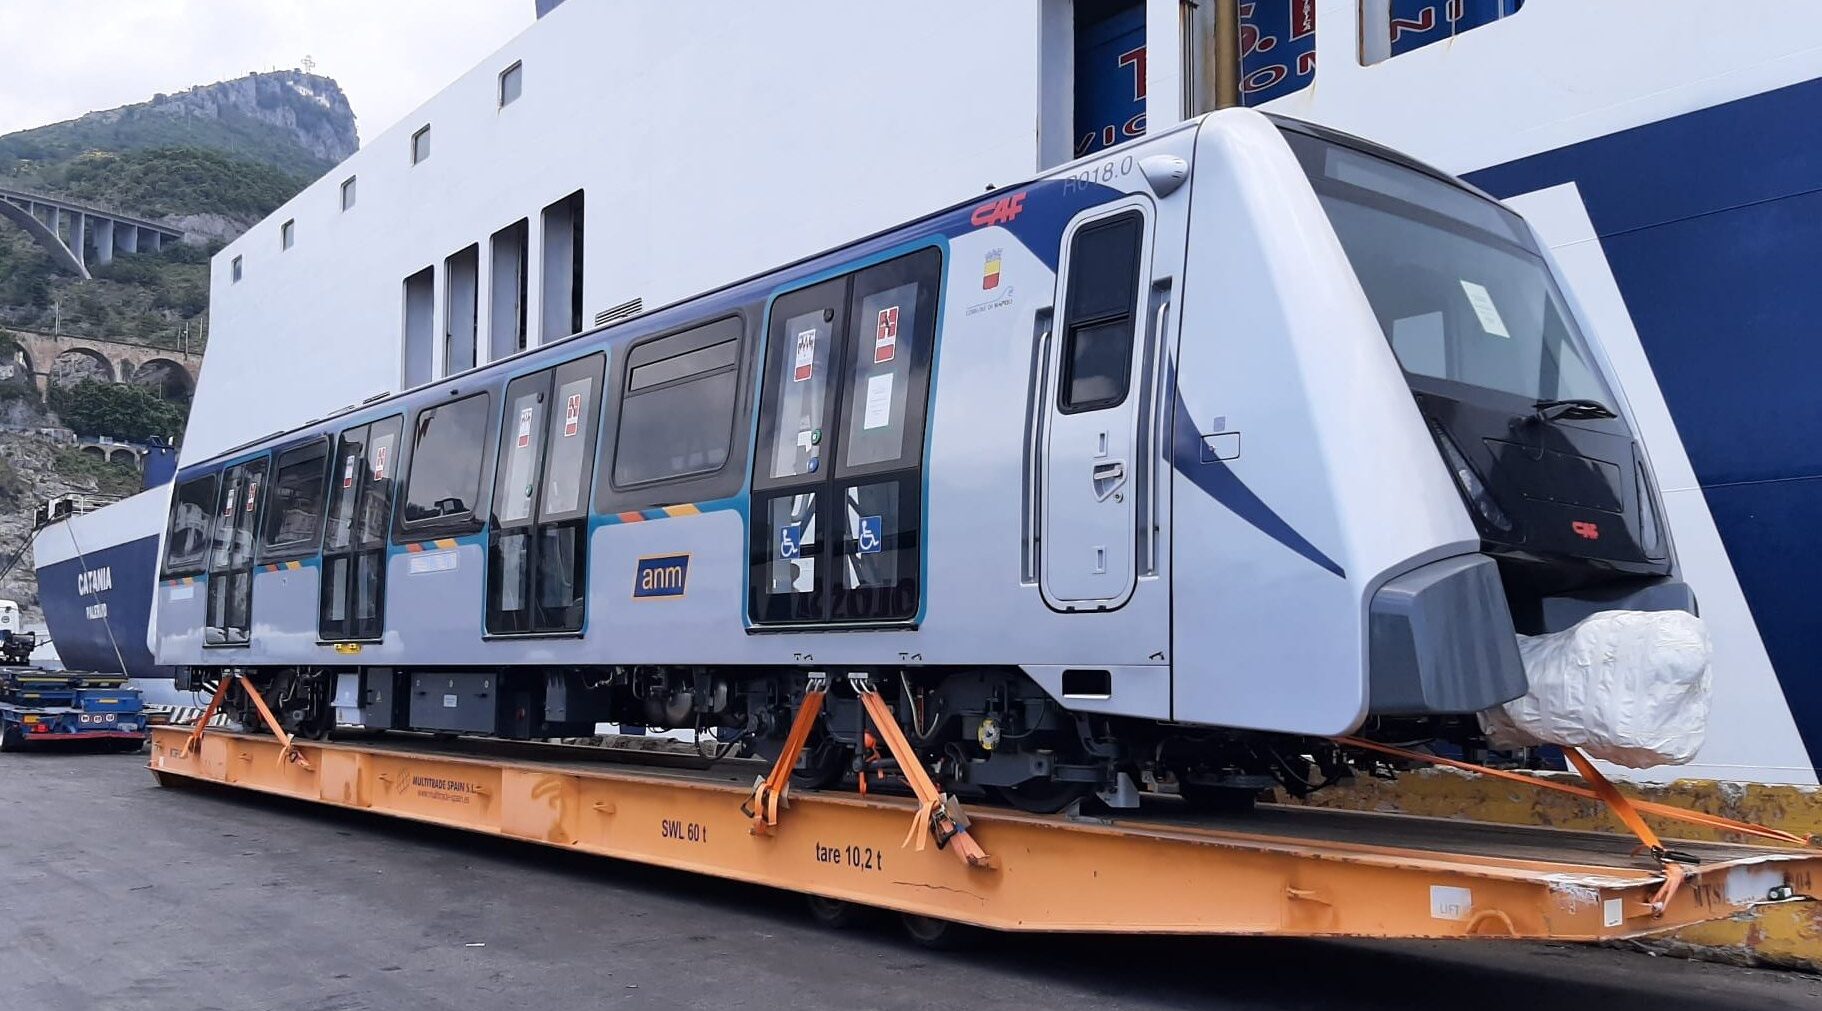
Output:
[793, 329, 816, 382]
[371, 444, 389, 480]
[244, 478, 259, 513]
[516, 406, 534, 448]
[563, 393, 582, 437]
[342, 456, 357, 490]
[874, 305, 899, 364]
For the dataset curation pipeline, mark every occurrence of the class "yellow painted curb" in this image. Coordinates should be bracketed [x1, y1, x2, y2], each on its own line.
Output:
[1294, 769, 1822, 971]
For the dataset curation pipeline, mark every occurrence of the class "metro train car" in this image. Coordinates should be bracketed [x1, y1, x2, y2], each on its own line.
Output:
[151, 109, 1692, 811]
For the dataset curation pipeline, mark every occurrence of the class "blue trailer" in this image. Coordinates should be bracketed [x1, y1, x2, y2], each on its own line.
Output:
[0, 668, 147, 752]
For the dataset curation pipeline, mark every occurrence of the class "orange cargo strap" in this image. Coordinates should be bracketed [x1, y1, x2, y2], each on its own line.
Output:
[743, 673, 829, 835]
[178, 674, 313, 771]
[1337, 734, 1819, 915]
[849, 674, 992, 869]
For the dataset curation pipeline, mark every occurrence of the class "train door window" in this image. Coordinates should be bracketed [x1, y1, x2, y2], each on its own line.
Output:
[260, 441, 330, 559]
[487, 353, 602, 634]
[749, 247, 942, 626]
[162, 474, 219, 577]
[1059, 212, 1144, 412]
[319, 417, 401, 641]
[205, 456, 268, 645]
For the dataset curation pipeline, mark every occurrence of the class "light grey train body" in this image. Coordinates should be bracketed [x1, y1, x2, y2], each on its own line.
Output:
[153, 111, 1689, 809]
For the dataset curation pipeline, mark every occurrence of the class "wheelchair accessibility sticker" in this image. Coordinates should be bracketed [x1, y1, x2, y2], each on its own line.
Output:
[857, 516, 883, 554]
[779, 523, 803, 559]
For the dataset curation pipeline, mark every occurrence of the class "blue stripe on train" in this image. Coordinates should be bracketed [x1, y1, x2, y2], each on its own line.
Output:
[1464, 75, 1822, 778]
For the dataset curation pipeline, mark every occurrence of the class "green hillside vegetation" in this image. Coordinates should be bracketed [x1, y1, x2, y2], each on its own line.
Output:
[0, 104, 335, 182]
[0, 227, 214, 347]
[23, 146, 307, 220]
[49, 380, 188, 444]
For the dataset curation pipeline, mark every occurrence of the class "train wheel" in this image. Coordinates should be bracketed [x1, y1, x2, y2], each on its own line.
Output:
[899, 914, 968, 950]
[990, 778, 1094, 815]
[805, 896, 863, 929]
[790, 734, 851, 791]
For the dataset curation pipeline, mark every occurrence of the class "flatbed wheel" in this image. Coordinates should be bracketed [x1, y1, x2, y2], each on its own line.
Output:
[0, 724, 23, 753]
[804, 895, 863, 929]
[899, 914, 967, 950]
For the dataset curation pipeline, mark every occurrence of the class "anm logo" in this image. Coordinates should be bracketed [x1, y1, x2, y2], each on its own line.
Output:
[633, 554, 690, 599]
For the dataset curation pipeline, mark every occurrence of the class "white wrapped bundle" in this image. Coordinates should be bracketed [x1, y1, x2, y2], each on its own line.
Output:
[1480, 609, 1712, 769]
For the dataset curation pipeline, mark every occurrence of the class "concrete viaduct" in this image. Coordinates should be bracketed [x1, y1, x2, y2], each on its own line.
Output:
[0, 185, 186, 279]
[1, 328, 198, 398]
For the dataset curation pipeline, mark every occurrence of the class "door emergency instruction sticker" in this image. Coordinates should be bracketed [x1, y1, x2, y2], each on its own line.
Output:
[793, 329, 817, 382]
[342, 456, 357, 489]
[863, 373, 894, 431]
[874, 305, 899, 363]
[563, 393, 583, 437]
[515, 407, 534, 448]
[371, 445, 389, 480]
[1459, 280, 1511, 338]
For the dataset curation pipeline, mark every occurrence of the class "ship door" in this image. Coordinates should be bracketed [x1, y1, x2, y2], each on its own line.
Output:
[749, 248, 942, 626]
[205, 456, 268, 645]
[1040, 208, 1149, 610]
[486, 354, 604, 635]
[319, 417, 400, 642]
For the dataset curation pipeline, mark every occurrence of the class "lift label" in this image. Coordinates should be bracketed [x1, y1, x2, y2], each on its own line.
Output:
[815, 842, 885, 872]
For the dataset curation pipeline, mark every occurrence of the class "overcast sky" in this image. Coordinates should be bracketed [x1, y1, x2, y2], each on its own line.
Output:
[0, 0, 531, 144]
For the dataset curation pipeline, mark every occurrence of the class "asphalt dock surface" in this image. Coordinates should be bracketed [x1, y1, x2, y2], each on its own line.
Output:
[2, 749, 1818, 1010]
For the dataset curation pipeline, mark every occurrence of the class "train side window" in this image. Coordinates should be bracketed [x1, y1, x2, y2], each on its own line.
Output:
[259, 441, 330, 558]
[1058, 211, 1144, 413]
[613, 317, 742, 487]
[402, 393, 492, 529]
[162, 474, 219, 576]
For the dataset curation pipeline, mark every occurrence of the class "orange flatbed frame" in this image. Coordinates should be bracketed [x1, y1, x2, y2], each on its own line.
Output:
[147, 725, 1820, 940]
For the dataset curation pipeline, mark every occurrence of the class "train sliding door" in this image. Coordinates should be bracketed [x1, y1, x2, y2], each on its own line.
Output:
[486, 353, 604, 635]
[1040, 206, 1151, 610]
[205, 457, 267, 645]
[749, 247, 942, 626]
[319, 417, 401, 642]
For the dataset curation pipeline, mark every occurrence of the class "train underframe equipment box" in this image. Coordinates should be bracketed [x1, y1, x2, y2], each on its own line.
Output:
[1, 668, 147, 751]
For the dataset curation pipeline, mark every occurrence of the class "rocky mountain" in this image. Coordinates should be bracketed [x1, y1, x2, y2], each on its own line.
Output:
[1, 71, 358, 184]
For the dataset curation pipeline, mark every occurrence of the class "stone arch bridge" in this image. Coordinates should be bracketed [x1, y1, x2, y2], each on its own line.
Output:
[1, 328, 198, 398]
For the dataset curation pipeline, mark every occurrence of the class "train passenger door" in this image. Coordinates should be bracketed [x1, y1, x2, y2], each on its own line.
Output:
[1040, 207, 1150, 609]
[750, 248, 942, 626]
[205, 456, 267, 645]
[487, 353, 604, 635]
[319, 417, 400, 641]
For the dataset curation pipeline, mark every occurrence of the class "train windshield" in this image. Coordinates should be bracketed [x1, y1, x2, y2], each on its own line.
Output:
[1286, 130, 1613, 409]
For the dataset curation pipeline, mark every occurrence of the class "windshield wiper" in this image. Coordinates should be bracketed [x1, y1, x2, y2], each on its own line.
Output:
[1532, 398, 1617, 422]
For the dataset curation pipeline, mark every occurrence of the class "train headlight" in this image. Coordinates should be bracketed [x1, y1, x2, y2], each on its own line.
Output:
[1429, 422, 1513, 533]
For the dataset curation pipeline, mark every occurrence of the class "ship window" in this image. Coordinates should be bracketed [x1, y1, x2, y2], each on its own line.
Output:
[444, 244, 480, 376]
[1360, 0, 1524, 65]
[411, 124, 431, 165]
[281, 219, 295, 250]
[613, 317, 741, 487]
[488, 219, 529, 360]
[231, 256, 243, 283]
[402, 392, 492, 528]
[341, 176, 356, 211]
[402, 266, 435, 387]
[260, 441, 330, 556]
[1059, 211, 1144, 413]
[499, 61, 523, 107]
[162, 474, 219, 576]
[540, 190, 584, 343]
